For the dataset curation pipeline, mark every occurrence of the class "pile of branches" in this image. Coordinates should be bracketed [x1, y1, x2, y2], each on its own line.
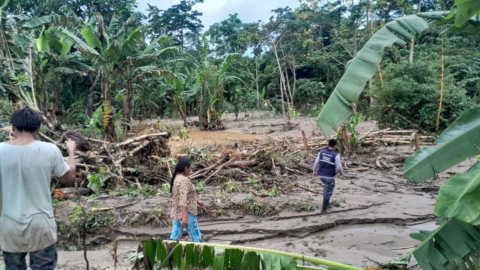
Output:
[0, 126, 174, 190]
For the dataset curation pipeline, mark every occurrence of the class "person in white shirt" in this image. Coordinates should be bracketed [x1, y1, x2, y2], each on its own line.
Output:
[0, 108, 77, 270]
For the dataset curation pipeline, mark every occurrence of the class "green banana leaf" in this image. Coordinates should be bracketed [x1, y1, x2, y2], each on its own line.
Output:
[81, 26, 103, 52]
[22, 15, 82, 28]
[37, 30, 50, 53]
[402, 107, 480, 182]
[453, 0, 480, 28]
[316, 14, 433, 138]
[435, 161, 480, 224]
[383, 219, 480, 269]
[0, 0, 8, 10]
[142, 240, 362, 270]
[61, 28, 100, 58]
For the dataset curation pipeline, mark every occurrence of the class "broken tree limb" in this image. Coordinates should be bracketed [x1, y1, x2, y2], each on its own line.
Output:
[191, 155, 229, 179]
[204, 156, 239, 185]
[301, 130, 308, 151]
[115, 132, 170, 148]
[115, 140, 150, 165]
[294, 183, 320, 195]
[227, 160, 258, 168]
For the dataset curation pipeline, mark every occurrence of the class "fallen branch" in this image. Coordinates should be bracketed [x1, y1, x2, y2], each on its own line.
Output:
[191, 155, 229, 179]
[115, 132, 170, 148]
[115, 140, 150, 165]
[294, 183, 320, 194]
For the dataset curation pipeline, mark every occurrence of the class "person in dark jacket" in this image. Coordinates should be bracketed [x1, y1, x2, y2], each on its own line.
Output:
[313, 139, 343, 213]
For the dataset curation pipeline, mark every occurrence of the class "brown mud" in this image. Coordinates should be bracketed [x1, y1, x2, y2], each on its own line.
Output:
[1, 113, 474, 269]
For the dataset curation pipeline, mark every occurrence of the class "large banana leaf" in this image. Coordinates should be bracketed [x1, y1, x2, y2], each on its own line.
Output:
[0, 0, 8, 10]
[143, 240, 362, 270]
[453, 0, 480, 28]
[81, 26, 103, 52]
[383, 219, 480, 269]
[435, 162, 480, 224]
[402, 107, 480, 182]
[61, 28, 100, 58]
[37, 30, 50, 53]
[22, 15, 82, 28]
[121, 28, 142, 52]
[316, 14, 433, 137]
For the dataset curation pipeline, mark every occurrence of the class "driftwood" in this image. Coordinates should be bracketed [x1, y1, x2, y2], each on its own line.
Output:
[301, 130, 308, 151]
[227, 160, 258, 168]
[191, 155, 229, 179]
[115, 132, 170, 148]
[294, 183, 320, 194]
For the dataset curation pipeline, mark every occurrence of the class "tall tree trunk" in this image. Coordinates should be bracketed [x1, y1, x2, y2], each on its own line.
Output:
[122, 86, 130, 141]
[353, 21, 360, 57]
[88, 71, 101, 117]
[436, 38, 445, 132]
[175, 97, 188, 127]
[255, 59, 260, 109]
[272, 43, 289, 125]
[52, 78, 60, 122]
[102, 75, 115, 141]
[409, 0, 423, 64]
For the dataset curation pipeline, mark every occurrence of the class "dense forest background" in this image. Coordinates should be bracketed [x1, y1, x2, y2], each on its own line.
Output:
[1, 0, 478, 140]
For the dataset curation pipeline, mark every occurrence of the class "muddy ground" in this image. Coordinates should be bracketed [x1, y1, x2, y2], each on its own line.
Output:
[1, 113, 473, 270]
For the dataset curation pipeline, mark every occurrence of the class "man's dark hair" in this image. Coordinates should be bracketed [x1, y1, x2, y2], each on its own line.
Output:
[328, 139, 338, 148]
[10, 108, 41, 133]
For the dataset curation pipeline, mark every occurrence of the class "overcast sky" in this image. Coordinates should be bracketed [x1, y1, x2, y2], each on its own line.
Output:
[135, 0, 302, 29]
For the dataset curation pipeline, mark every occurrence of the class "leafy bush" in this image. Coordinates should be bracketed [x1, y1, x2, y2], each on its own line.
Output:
[295, 78, 325, 104]
[372, 62, 475, 132]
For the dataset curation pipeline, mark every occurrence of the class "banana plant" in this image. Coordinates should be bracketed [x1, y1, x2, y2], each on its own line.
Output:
[36, 27, 89, 120]
[142, 240, 363, 270]
[61, 13, 144, 141]
[382, 219, 480, 269]
[190, 37, 242, 130]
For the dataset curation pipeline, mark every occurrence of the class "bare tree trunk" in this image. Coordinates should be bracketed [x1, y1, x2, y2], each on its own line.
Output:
[272, 42, 289, 125]
[255, 60, 260, 109]
[175, 97, 188, 127]
[409, 0, 423, 64]
[52, 78, 59, 121]
[353, 20, 360, 57]
[88, 71, 101, 117]
[102, 75, 115, 141]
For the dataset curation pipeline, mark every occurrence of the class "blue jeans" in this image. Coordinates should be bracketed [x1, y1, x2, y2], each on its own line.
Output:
[170, 213, 202, 243]
[320, 177, 335, 200]
[3, 245, 57, 270]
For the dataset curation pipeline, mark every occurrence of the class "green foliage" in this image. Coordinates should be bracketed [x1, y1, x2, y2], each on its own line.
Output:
[373, 62, 473, 132]
[196, 181, 207, 193]
[243, 198, 277, 216]
[434, 162, 480, 224]
[317, 13, 431, 137]
[68, 205, 116, 233]
[290, 202, 315, 212]
[143, 240, 362, 270]
[162, 183, 171, 194]
[385, 219, 480, 269]
[247, 177, 261, 190]
[221, 180, 241, 193]
[267, 186, 282, 197]
[295, 79, 325, 104]
[180, 127, 189, 140]
[87, 168, 115, 194]
[402, 108, 480, 182]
